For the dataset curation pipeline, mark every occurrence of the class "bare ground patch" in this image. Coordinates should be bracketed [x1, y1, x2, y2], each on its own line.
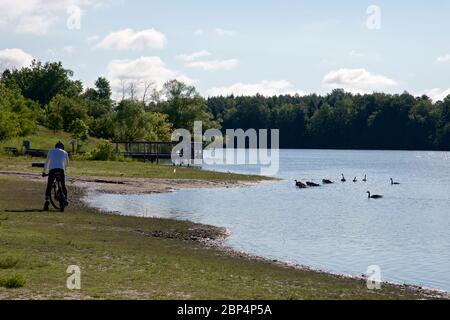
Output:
[0, 171, 260, 195]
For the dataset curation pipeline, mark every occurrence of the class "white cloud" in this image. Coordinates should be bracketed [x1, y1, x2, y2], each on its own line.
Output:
[0, 0, 39, 20]
[194, 28, 204, 36]
[437, 54, 450, 63]
[322, 68, 398, 92]
[95, 28, 167, 50]
[15, 15, 55, 35]
[215, 28, 236, 36]
[105, 56, 196, 99]
[206, 80, 303, 97]
[0, 0, 96, 35]
[186, 59, 240, 72]
[176, 50, 211, 62]
[419, 88, 450, 102]
[0, 48, 34, 72]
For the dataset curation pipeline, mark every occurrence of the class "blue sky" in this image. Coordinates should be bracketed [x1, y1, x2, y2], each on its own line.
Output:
[0, 0, 449, 100]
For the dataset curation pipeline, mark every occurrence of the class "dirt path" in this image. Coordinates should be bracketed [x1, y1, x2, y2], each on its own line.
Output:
[0, 171, 259, 195]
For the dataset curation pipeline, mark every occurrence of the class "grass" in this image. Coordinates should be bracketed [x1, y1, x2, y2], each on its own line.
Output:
[0, 155, 271, 182]
[0, 274, 27, 289]
[0, 256, 19, 269]
[0, 175, 441, 300]
[0, 126, 102, 154]
[0, 125, 271, 182]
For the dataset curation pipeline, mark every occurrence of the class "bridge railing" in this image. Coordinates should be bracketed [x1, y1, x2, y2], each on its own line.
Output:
[112, 141, 204, 163]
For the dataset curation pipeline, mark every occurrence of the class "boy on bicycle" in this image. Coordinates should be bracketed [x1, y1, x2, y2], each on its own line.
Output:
[43, 141, 69, 211]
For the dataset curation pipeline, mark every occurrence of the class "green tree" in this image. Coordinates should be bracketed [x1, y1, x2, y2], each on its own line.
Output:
[271, 104, 308, 148]
[434, 96, 450, 149]
[2, 60, 83, 107]
[0, 83, 39, 140]
[158, 80, 220, 130]
[69, 119, 90, 142]
[114, 100, 174, 141]
[94, 77, 113, 104]
[45, 95, 89, 132]
[0, 111, 21, 141]
[81, 77, 114, 139]
[146, 112, 173, 141]
[114, 100, 150, 141]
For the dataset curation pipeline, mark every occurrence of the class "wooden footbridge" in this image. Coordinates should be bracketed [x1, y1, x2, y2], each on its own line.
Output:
[113, 141, 203, 164]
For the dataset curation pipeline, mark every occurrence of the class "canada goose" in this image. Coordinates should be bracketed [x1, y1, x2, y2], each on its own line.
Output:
[341, 174, 346, 182]
[353, 177, 358, 183]
[294, 180, 307, 188]
[306, 181, 320, 187]
[367, 191, 383, 199]
[322, 179, 334, 184]
[362, 175, 367, 182]
[390, 178, 400, 185]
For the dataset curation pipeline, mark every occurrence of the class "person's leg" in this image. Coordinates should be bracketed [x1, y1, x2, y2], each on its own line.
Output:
[60, 170, 68, 202]
[45, 170, 56, 201]
[44, 170, 55, 210]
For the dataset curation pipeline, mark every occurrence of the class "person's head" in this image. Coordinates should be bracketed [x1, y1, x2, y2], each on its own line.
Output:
[55, 141, 65, 150]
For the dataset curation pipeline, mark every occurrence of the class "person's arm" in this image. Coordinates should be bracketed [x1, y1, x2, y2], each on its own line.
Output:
[43, 153, 50, 176]
[65, 153, 69, 170]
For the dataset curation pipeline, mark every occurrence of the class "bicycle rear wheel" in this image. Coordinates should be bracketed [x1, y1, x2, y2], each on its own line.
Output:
[58, 196, 65, 212]
[49, 182, 61, 210]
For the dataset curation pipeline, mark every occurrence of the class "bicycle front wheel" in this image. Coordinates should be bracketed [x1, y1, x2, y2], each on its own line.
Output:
[49, 183, 61, 210]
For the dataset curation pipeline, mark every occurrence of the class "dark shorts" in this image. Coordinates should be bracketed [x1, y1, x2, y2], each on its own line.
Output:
[45, 169, 68, 199]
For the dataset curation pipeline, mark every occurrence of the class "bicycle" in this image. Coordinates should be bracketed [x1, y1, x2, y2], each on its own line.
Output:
[43, 172, 66, 212]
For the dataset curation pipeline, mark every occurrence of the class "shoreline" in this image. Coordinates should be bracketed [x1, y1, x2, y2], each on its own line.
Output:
[212, 240, 450, 299]
[0, 170, 267, 195]
[1, 170, 448, 299]
[92, 206, 450, 299]
[70, 172, 449, 299]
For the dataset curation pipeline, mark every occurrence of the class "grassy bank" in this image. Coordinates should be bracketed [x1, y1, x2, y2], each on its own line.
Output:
[0, 125, 270, 182]
[0, 155, 271, 182]
[0, 173, 442, 300]
[0, 126, 102, 153]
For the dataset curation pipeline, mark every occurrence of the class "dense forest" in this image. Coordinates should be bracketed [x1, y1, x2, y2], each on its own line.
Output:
[207, 92, 450, 150]
[1, 60, 449, 151]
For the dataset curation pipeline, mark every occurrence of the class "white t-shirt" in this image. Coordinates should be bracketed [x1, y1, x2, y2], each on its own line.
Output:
[45, 148, 69, 171]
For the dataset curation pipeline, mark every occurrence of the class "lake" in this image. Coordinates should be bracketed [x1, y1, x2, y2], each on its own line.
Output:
[86, 149, 450, 291]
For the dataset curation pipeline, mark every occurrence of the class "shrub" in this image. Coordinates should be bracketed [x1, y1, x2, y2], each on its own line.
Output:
[90, 141, 120, 161]
[0, 256, 19, 269]
[0, 273, 27, 289]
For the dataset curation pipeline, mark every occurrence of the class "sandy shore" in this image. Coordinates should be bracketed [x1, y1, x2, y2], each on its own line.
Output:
[0, 170, 260, 195]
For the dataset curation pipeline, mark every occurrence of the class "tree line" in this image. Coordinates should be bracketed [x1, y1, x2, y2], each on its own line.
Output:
[0, 60, 449, 151]
[208, 91, 449, 150]
[0, 60, 216, 145]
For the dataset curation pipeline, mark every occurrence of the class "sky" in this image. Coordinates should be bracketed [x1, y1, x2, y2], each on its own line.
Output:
[0, 0, 449, 101]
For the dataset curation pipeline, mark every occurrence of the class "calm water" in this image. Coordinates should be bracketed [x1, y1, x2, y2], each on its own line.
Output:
[86, 150, 450, 291]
